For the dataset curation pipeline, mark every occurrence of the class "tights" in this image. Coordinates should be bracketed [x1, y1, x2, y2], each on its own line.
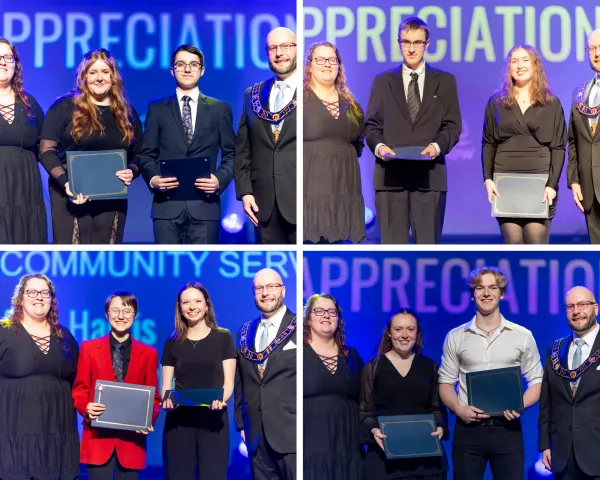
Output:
[499, 219, 550, 244]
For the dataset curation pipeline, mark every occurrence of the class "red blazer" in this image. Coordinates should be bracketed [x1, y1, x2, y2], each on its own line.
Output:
[72, 335, 162, 470]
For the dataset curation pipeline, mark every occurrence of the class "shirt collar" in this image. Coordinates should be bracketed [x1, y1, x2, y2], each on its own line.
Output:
[260, 306, 288, 329]
[109, 333, 132, 347]
[573, 322, 600, 348]
[402, 61, 426, 77]
[176, 86, 200, 103]
[465, 315, 512, 335]
[273, 71, 298, 91]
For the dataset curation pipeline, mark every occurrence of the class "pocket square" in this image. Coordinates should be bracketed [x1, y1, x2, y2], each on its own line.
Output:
[596, 364, 600, 370]
[282, 341, 296, 351]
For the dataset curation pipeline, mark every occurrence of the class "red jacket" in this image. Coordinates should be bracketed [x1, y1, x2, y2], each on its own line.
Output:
[72, 335, 162, 470]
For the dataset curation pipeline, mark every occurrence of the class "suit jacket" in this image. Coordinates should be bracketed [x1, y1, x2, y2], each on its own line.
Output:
[365, 65, 462, 192]
[234, 308, 296, 454]
[72, 335, 162, 470]
[234, 78, 296, 224]
[140, 91, 236, 221]
[538, 333, 600, 476]
[566, 80, 600, 211]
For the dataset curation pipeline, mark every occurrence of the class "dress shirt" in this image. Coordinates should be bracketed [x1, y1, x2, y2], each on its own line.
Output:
[176, 86, 200, 135]
[438, 315, 543, 406]
[568, 323, 600, 369]
[269, 71, 298, 132]
[374, 62, 440, 159]
[255, 306, 287, 352]
[109, 333, 132, 379]
[588, 74, 600, 129]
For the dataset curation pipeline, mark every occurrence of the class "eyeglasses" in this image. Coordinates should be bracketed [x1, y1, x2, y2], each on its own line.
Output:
[25, 289, 51, 299]
[586, 46, 600, 54]
[564, 301, 596, 313]
[399, 40, 427, 48]
[313, 56, 338, 66]
[253, 283, 283, 294]
[0, 55, 15, 63]
[311, 308, 338, 317]
[108, 308, 135, 319]
[265, 43, 297, 55]
[173, 61, 203, 72]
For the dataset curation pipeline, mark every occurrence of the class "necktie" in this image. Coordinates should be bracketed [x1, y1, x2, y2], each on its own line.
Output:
[590, 84, 599, 136]
[407, 72, 421, 123]
[571, 337, 586, 395]
[258, 320, 272, 378]
[113, 344, 124, 383]
[181, 96, 194, 146]
[273, 83, 288, 143]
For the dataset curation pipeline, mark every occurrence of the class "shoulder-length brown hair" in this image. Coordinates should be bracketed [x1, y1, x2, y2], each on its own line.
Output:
[303, 41, 362, 119]
[376, 308, 423, 358]
[4, 273, 63, 341]
[172, 282, 218, 342]
[0, 38, 32, 115]
[303, 293, 348, 357]
[495, 44, 555, 108]
[71, 48, 135, 144]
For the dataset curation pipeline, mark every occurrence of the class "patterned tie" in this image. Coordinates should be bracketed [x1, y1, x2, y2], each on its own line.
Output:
[181, 96, 194, 146]
[113, 344, 124, 383]
[571, 337, 586, 396]
[407, 72, 421, 123]
[273, 83, 288, 143]
[258, 320, 272, 378]
[590, 84, 599, 137]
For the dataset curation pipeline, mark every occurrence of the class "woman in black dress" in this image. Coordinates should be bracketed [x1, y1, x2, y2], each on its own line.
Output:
[304, 293, 364, 480]
[0, 39, 47, 244]
[0, 273, 79, 480]
[40, 48, 142, 244]
[360, 309, 448, 480]
[304, 41, 366, 243]
[161, 281, 237, 480]
[482, 44, 567, 244]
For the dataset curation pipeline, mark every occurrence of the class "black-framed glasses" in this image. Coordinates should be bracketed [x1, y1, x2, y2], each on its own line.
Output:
[311, 308, 338, 317]
[108, 308, 135, 319]
[313, 56, 338, 66]
[265, 42, 297, 55]
[586, 46, 600, 54]
[564, 301, 597, 313]
[253, 283, 283, 294]
[399, 40, 427, 48]
[25, 289, 51, 299]
[173, 61, 203, 72]
[0, 55, 15, 63]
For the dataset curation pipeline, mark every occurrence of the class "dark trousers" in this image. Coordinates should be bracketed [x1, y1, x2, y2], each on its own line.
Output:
[375, 190, 446, 244]
[258, 199, 295, 245]
[250, 428, 296, 480]
[585, 195, 600, 244]
[153, 206, 220, 244]
[49, 180, 126, 244]
[86, 449, 139, 480]
[452, 420, 524, 480]
[555, 447, 600, 480]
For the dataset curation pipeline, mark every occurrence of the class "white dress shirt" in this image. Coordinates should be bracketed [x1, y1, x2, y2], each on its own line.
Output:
[438, 315, 543, 406]
[589, 75, 600, 129]
[269, 71, 297, 132]
[568, 323, 600, 369]
[255, 305, 287, 352]
[176, 86, 200, 135]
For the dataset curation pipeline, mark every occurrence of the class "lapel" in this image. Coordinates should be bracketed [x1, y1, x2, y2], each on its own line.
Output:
[558, 336, 573, 400]
[247, 318, 262, 380]
[99, 334, 116, 381]
[413, 65, 441, 125]
[277, 90, 297, 143]
[168, 94, 189, 147]
[260, 78, 277, 146]
[389, 67, 412, 124]
[189, 92, 209, 149]
[262, 309, 293, 380]
[576, 79, 596, 140]
[573, 328, 600, 399]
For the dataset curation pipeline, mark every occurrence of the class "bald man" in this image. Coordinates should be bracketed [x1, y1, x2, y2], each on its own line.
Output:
[234, 27, 297, 244]
[567, 30, 600, 243]
[234, 268, 296, 479]
[539, 286, 600, 479]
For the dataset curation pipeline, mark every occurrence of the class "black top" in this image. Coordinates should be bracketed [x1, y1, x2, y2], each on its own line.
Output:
[109, 333, 132, 379]
[0, 94, 44, 152]
[161, 328, 236, 390]
[304, 344, 363, 399]
[39, 95, 143, 189]
[482, 96, 567, 189]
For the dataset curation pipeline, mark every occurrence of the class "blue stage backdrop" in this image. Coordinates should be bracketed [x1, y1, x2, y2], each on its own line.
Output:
[0, 0, 296, 243]
[303, 250, 600, 479]
[0, 250, 297, 478]
[304, 1, 597, 243]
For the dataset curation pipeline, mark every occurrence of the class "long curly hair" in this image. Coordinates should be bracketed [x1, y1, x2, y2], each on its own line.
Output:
[303, 293, 348, 357]
[303, 41, 362, 119]
[0, 38, 32, 115]
[495, 44, 555, 109]
[71, 48, 134, 143]
[172, 282, 218, 342]
[3, 274, 63, 341]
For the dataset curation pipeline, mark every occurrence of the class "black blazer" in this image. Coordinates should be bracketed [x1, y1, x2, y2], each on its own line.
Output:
[139, 92, 235, 221]
[538, 333, 600, 476]
[234, 78, 296, 224]
[234, 308, 296, 454]
[365, 65, 462, 192]
[566, 81, 600, 211]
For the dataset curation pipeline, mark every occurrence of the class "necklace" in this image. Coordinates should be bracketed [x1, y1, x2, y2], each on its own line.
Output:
[479, 326, 498, 336]
[188, 338, 201, 348]
[515, 92, 528, 105]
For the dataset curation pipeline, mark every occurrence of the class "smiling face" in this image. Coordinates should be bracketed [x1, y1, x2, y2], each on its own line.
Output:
[308, 297, 338, 339]
[388, 313, 418, 354]
[472, 273, 504, 315]
[0, 42, 16, 87]
[588, 30, 600, 74]
[253, 269, 285, 315]
[21, 277, 52, 321]
[106, 296, 136, 336]
[509, 48, 533, 85]
[267, 28, 297, 78]
[566, 287, 598, 335]
[310, 45, 339, 87]
[179, 287, 208, 324]
[86, 59, 113, 99]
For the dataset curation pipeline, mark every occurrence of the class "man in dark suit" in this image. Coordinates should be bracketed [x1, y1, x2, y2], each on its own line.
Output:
[140, 44, 235, 244]
[235, 27, 297, 244]
[567, 29, 600, 244]
[365, 17, 462, 244]
[539, 286, 600, 480]
[235, 268, 296, 480]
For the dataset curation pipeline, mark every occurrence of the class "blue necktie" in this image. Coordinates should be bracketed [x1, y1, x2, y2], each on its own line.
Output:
[273, 83, 288, 143]
[571, 338, 586, 395]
